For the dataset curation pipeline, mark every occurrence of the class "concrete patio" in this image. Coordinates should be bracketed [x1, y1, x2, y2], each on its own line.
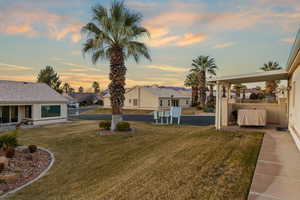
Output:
[247, 128, 300, 200]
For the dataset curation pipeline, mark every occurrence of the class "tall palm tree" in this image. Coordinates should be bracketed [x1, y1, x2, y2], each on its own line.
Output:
[184, 72, 199, 106]
[260, 61, 282, 97]
[190, 56, 217, 108]
[82, 1, 151, 130]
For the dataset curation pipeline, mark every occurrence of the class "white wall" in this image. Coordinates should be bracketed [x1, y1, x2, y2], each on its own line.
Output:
[289, 64, 300, 150]
[32, 103, 67, 125]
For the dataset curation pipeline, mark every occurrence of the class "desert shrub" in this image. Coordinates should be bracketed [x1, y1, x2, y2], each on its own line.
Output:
[28, 145, 38, 153]
[196, 105, 203, 110]
[5, 147, 15, 158]
[249, 93, 258, 100]
[99, 120, 111, 130]
[116, 122, 131, 131]
[0, 132, 18, 149]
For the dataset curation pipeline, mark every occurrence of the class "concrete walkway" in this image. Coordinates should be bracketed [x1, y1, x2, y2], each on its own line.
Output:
[248, 129, 300, 200]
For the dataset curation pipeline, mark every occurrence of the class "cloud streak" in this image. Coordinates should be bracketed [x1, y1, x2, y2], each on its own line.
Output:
[0, 62, 33, 71]
[213, 42, 237, 49]
[145, 65, 187, 73]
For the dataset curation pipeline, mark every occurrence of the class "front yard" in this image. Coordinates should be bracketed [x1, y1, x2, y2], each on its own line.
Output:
[5, 120, 263, 200]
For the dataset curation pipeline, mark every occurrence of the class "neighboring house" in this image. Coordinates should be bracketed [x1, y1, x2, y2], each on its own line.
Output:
[103, 85, 191, 110]
[68, 92, 102, 106]
[214, 28, 300, 151]
[0, 80, 68, 126]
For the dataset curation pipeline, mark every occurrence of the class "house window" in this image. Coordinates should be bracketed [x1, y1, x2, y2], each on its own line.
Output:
[186, 100, 189, 105]
[168, 100, 171, 106]
[160, 100, 163, 107]
[41, 105, 61, 118]
[129, 99, 131, 104]
[133, 99, 138, 106]
[25, 105, 32, 118]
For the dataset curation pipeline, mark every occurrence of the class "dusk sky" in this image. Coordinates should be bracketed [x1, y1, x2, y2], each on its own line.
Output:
[0, 0, 299, 91]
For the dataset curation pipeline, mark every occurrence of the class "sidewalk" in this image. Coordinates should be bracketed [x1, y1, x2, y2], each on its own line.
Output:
[248, 129, 300, 200]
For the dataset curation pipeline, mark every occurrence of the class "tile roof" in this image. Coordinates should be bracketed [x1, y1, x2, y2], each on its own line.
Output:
[0, 80, 68, 103]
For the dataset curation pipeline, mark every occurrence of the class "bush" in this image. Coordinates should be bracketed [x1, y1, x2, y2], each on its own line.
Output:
[116, 122, 131, 132]
[5, 147, 15, 158]
[28, 145, 38, 153]
[0, 132, 18, 149]
[99, 120, 111, 130]
[196, 105, 203, 110]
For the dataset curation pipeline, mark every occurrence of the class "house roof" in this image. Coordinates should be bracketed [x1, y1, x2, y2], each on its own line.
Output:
[0, 80, 68, 103]
[103, 85, 191, 99]
[142, 86, 191, 98]
[214, 70, 288, 84]
[68, 92, 101, 103]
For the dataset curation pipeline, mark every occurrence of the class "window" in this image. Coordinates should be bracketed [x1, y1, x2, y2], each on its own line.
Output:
[133, 99, 138, 106]
[160, 100, 163, 107]
[186, 100, 189, 105]
[41, 105, 61, 118]
[168, 100, 171, 106]
[129, 99, 131, 104]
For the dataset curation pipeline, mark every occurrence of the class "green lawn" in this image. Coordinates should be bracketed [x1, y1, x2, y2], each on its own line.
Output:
[5, 120, 263, 200]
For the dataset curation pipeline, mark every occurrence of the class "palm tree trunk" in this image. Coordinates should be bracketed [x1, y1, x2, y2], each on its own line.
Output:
[109, 47, 126, 131]
[198, 71, 206, 108]
[192, 86, 198, 106]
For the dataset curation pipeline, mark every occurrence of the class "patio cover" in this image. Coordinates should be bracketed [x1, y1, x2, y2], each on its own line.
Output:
[214, 70, 288, 84]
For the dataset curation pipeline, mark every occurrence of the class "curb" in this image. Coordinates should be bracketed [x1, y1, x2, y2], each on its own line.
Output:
[0, 147, 55, 199]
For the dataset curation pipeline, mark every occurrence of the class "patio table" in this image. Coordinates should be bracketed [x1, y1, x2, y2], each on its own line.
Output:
[237, 109, 266, 126]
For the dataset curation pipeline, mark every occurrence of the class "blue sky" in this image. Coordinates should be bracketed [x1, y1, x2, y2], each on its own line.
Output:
[0, 0, 299, 91]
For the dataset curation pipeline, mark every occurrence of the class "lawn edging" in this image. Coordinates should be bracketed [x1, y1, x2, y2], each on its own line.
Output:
[0, 147, 55, 199]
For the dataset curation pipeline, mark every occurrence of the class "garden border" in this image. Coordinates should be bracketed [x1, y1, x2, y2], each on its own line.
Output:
[0, 147, 55, 199]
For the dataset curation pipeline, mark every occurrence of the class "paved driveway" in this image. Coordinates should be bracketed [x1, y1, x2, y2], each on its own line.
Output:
[71, 114, 215, 126]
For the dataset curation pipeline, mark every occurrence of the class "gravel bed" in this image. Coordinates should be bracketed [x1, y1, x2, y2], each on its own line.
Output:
[0, 147, 52, 195]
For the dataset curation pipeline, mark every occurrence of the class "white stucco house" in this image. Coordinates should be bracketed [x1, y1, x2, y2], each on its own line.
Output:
[214, 28, 300, 151]
[103, 85, 191, 110]
[0, 80, 68, 126]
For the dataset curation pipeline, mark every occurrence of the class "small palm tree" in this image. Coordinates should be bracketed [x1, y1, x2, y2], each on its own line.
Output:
[233, 84, 244, 98]
[184, 72, 199, 106]
[92, 81, 100, 93]
[260, 61, 282, 97]
[78, 86, 84, 93]
[62, 82, 71, 93]
[82, 1, 151, 130]
[190, 56, 217, 108]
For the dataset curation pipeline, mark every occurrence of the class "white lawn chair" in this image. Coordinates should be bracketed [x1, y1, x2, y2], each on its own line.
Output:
[170, 107, 182, 125]
[163, 110, 171, 124]
[153, 110, 159, 124]
[158, 110, 165, 124]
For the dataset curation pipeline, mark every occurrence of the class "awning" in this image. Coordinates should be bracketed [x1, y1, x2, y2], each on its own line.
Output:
[214, 70, 288, 84]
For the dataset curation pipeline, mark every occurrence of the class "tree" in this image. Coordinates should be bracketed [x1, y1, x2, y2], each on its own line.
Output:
[260, 61, 282, 97]
[62, 82, 72, 93]
[92, 81, 100, 93]
[233, 84, 244, 98]
[82, 1, 151, 130]
[184, 72, 199, 106]
[190, 56, 217, 108]
[78, 86, 84, 93]
[37, 66, 62, 93]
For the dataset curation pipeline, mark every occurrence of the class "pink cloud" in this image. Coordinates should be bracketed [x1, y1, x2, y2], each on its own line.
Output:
[0, 5, 82, 42]
[213, 42, 237, 49]
[176, 33, 208, 46]
[280, 37, 295, 43]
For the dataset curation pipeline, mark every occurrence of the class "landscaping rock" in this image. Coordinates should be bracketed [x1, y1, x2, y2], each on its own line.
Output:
[0, 173, 18, 184]
[0, 157, 9, 168]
